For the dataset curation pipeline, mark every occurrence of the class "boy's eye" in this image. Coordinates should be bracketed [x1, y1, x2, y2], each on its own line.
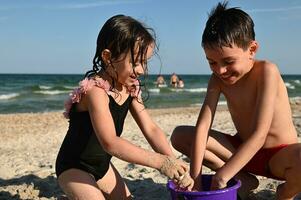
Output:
[225, 61, 233, 64]
[224, 59, 235, 65]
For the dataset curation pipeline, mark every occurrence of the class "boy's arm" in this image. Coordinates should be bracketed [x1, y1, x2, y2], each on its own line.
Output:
[213, 63, 280, 188]
[191, 75, 221, 190]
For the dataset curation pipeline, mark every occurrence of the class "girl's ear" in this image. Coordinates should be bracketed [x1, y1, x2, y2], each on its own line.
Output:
[249, 40, 259, 59]
[101, 49, 112, 64]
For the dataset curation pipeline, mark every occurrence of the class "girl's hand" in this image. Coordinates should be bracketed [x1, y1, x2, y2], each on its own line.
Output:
[177, 172, 194, 191]
[159, 156, 194, 190]
[210, 173, 228, 190]
[159, 156, 187, 177]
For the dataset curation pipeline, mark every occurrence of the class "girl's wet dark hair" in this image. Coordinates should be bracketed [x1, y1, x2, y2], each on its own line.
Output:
[202, 1, 255, 50]
[85, 14, 157, 100]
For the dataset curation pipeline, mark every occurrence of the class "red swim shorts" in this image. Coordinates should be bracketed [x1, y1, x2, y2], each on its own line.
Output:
[225, 134, 288, 180]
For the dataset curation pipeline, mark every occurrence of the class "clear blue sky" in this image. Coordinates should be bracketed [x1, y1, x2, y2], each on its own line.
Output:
[1, 0, 301, 74]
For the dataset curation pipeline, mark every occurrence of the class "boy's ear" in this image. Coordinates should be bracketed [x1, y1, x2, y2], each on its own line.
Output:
[101, 49, 112, 64]
[249, 41, 259, 59]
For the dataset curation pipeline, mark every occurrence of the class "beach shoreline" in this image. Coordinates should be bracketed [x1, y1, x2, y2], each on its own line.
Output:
[1, 104, 301, 199]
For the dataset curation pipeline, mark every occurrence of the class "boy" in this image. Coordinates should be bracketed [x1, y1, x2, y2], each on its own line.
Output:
[171, 2, 301, 200]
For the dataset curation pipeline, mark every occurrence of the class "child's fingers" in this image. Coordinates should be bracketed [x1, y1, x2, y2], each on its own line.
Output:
[210, 181, 226, 190]
[159, 156, 190, 181]
[176, 164, 186, 176]
[178, 159, 189, 169]
[186, 182, 194, 191]
[178, 173, 194, 189]
[173, 170, 181, 180]
[187, 179, 194, 191]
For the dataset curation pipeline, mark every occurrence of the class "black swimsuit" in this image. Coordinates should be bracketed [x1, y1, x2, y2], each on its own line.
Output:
[55, 95, 132, 180]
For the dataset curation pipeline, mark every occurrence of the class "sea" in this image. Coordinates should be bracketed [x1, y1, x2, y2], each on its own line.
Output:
[0, 73, 301, 114]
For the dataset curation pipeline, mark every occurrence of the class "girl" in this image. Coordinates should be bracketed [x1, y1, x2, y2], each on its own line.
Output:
[55, 15, 192, 200]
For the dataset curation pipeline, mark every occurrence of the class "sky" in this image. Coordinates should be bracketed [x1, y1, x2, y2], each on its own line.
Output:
[0, 0, 301, 75]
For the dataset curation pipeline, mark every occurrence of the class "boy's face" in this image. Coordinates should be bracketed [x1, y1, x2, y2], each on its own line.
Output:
[204, 43, 257, 85]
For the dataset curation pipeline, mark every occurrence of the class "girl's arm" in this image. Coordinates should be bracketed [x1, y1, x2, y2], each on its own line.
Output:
[213, 62, 280, 188]
[86, 87, 164, 168]
[191, 75, 221, 191]
[129, 97, 174, 157]
[130, 94, 194, 189]
[85, 87, 189, 185]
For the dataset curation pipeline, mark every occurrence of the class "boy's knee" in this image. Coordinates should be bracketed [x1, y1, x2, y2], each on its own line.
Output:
[292, 144, 301, 167]
[170, 126, 191, 149]
[170, 126, 181, 148]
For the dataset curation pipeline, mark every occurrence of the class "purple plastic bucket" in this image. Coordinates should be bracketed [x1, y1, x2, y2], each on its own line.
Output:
[167, 174, 241, 200]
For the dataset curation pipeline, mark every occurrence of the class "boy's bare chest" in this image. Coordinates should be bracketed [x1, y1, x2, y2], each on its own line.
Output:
[222, 83, 257, 115]
[222, 86, 258, 135]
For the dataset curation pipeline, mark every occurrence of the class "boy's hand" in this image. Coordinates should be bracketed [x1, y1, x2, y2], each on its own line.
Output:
[192, 177, 202, 191]
[210, 173, 228, 190]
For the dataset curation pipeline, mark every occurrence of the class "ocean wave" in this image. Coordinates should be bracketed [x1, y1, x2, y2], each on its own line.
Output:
[0, 93, 20, 100]
[169, 88, 207, 93]
[184, 88, 207, 93]
[285, 82, 295, 89]
[38, 85, 76, 90]
[63, 85, 77, 89]
[39, 85, 52, 90]
[148, 88, 160, 93]
[34, 90, 69, 95]
[170, 88, 184, 92]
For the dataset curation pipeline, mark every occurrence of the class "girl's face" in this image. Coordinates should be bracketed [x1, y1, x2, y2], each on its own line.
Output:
[112, 44, 154, 88]
[204, 42, 257, 85]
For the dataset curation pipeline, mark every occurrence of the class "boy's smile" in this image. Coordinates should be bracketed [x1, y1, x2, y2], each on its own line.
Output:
[204, 44, 255, 85]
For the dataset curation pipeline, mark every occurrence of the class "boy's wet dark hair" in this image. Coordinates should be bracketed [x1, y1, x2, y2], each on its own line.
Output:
[85, 14, 156, 79]
[202, 1, 255, 50]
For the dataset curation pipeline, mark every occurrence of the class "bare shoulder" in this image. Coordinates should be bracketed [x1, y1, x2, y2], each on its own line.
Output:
[78, 86, 110, 111]
[254, 60, 280, 75]
[251, 60, 281, 83]
[85, 85, 109, 98]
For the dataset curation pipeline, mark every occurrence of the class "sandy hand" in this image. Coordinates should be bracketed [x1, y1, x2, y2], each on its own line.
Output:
[159, 156, 193, 189]
[159, 156, 187, 179]
[210, 174, 228, 190]
[177, 172, 194, 190]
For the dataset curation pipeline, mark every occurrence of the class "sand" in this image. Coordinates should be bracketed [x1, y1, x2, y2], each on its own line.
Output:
[1, 101, 301, 200]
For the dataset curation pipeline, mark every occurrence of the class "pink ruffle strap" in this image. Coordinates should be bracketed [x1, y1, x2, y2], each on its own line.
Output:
[63, 78, 110, 118]
[63, 78, 141, 119]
